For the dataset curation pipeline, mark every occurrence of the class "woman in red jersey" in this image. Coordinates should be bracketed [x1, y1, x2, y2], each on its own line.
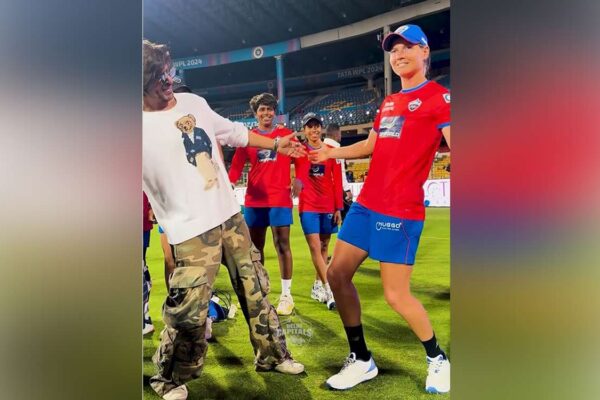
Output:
[229, 93, 299, 316]
[310, 24, 451, 394]
[294, 113, 343, 311]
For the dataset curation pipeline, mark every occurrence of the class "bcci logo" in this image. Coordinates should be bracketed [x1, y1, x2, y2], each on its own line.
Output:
[280, 315, 313, 346]
[408, 98, 422, 112]
[253, 46, 264, 59]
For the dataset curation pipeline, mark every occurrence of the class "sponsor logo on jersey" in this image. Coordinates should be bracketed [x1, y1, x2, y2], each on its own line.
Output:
[257, 149, 277, 162]
[408, 98, 422, 112]
[309, 163, 325, 177]
[375, 221, 402, 231]
[382, 101, 395, 113]
[443, 93, 451, 103]
[378, 116, 405, 139]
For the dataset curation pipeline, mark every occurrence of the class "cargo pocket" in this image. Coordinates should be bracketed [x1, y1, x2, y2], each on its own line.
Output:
[163, 266, 209, 330]
[250, 245, 270, 296]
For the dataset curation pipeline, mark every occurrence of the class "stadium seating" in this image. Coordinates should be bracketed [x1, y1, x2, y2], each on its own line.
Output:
[430, 153, 451, 179]
[345, 159, 371, 182]
[215, 73, 448, 131]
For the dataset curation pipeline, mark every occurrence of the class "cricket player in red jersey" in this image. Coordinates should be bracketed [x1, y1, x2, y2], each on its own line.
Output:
[293, 113, 343, 311]
[229, 93, 299, 316]
[310, 25, 451, 394]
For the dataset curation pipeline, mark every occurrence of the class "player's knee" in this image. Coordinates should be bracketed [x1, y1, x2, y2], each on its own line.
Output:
[308, 242, 321, 254]
[383, 289, 411, 312]
[320, 240, 329, 253]
[327, 267, 348, 289]
[273, 237, 290, 255]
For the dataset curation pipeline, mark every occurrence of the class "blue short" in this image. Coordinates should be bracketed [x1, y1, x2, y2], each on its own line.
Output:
[143, 230, 151, 249]
[244, 207, 293, 228]
[300, 212, 339, 235]
[338, 202, 424, 265]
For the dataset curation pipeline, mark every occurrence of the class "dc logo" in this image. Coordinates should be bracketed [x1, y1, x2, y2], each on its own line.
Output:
[408, 98, 422, 112]
[443, 93, 451, 103]
[253, 46, 264, 59]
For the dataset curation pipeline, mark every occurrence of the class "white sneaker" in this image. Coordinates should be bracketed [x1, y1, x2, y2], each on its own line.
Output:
[425, 355, 450, 394]
[326, 353, 378, 390]
[311, 281, 328, 303]
[142, 322, 155, 335]
[276, 293, 294, 316]
[162, 384, 188, 400]
[326, 289, 336, 310]
[274, 359, 305, 375]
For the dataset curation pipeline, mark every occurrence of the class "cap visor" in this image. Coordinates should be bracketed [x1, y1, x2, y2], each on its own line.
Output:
[303, 118, 321, 126]
[382, 33, 401, 51]
[382, 33, 420, 51]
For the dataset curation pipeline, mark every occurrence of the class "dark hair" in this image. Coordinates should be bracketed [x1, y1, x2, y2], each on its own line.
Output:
[173, 84, 192, 93]
[143, 39, 172, 94]
[326, 123, 340, 132]
[249, 93, 278, 113]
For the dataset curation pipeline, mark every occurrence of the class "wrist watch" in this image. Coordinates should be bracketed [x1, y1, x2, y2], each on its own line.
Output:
[273, 136, 280, 152]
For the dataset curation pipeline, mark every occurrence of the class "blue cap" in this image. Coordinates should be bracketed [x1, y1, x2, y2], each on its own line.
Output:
[382, 24, 428, 51]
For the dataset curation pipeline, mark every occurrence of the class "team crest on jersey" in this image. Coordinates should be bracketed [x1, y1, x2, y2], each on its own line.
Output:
[378, 116, 405, 139]
[408, 98, 422, 112]
[443, 93, 451, 103]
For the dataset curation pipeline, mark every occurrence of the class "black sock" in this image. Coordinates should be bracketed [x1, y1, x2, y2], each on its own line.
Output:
[344, 325, 371, 361]
[421, 333, 447, 359]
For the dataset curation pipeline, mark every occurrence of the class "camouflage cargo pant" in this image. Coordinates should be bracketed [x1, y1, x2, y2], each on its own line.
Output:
[150, 213, 292, 396]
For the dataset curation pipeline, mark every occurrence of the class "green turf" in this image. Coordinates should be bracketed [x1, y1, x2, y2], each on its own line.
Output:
[144, 207, 450, 399]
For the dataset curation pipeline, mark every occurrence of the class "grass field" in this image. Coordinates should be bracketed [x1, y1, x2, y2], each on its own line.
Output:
[143, 207, 450, 399]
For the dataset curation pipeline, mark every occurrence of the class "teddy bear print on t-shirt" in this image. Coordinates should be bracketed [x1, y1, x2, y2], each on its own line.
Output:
[175, 114, 219, 190]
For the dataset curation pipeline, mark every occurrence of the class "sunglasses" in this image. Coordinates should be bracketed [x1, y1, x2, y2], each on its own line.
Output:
[159, 66, 181, 85]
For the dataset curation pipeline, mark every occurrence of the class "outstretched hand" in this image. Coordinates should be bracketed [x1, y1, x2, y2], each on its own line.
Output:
[308, 146, 332, 163]
[278, 133, 306, 158]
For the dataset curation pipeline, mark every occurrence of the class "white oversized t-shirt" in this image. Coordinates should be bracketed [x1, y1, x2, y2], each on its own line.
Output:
[143, 93, 248, 244]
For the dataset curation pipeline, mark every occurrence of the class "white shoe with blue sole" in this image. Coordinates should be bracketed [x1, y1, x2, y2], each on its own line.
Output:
[425, 354, 450, 393]
[326, 352, 378, 390]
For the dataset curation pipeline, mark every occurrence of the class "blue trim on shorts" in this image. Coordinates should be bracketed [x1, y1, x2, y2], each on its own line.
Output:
[244, 207, 293, 228]
[337, 202, 424, 265]
[300, 211, 339, 235]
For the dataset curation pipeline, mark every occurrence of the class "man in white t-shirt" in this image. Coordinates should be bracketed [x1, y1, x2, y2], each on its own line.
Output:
[142, 40, 305, 400]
